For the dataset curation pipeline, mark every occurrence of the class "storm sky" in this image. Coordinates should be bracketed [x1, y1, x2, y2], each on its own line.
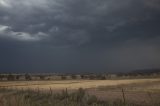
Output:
[0, 0, 160, 73]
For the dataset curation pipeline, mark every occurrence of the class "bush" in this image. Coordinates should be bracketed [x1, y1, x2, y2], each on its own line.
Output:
[0, 87, 154, 106]
[0, 74, 4, 80]
[71, 75, 77, 79]
[70, 88, 85, 102]
[89, 75, 96, 80]
[61, 75, 67, 80]
[16, 75, 20, 80]
[96, 75, 106, 80]
[87, 95, 98, 105]
[39, 75, 45, 80]
[25, 74, 32, 80]
[80, 75, 85, 79]
[7, 74, 15, 81]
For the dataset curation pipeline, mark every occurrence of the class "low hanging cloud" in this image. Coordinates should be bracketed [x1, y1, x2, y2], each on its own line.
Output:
[0, 25, 48, 41]
[0, 0, 11, 8]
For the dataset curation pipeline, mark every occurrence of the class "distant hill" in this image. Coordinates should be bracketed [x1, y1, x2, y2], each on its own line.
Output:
[129, 69, 160, 75]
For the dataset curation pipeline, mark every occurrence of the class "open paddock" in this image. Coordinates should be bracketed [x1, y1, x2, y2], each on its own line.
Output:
[0, 78, 160, 90]
[0, 78, 160, 105]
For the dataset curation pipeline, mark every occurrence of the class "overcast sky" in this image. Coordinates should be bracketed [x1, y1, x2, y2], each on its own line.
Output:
[0, 0, 160, 73]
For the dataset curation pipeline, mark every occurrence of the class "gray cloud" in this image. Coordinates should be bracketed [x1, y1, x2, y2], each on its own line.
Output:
[0, 25, 48, 41]
[144, 0, 160, 9]
[0, 0, 160, 72]
[105, 37, 160, 72]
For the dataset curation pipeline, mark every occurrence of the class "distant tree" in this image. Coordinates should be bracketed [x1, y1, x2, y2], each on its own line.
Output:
[99, 76, 106, 80]
[89, 75, 95, 80]
[39, 75, 45, 80]
[61, 75, 66, 80]
[16, 75, 20, 80]
[71, 75, 77, 79]
[80, 75, 84, 79]
[0, 74, 4, 80]
[96, 75, 106, 80]
[7, 74, 15, 81]
[25, 73, 32, 80]
[117, 73, 123, 77]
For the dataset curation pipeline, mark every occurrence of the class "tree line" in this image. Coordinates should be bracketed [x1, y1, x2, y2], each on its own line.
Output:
[0, 73, 109, 81]
[0, 72, 159, 81]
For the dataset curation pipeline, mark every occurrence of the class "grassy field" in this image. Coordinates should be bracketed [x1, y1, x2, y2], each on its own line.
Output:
[0, 78, 160, 90]
[0, 78, 160, 106]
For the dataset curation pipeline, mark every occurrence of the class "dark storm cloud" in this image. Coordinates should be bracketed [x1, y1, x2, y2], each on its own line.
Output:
[0, 0, 160, 72]
[0, 0, 160, 44]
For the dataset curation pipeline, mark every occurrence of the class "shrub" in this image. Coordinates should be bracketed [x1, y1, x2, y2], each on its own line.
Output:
[16, 75, 20, 80]
[25, 74, 32, 81]
[87, 95, 98, 105]
[70, 88, 85, 102]
[7, 74, 15, 81]
[71, 75, 77, 79]
[89, 75, 96, 80]
[80, 75, 85, 79]
[0, 74, 4, 80]
[61, 75, 67, 80]
[39, 75, 45, 80]
[0, 87, 156, 106]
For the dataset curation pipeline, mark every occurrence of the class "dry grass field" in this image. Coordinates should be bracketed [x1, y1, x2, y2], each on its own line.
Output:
[0, 78, 160, 106]
[0, 78, 160, 90]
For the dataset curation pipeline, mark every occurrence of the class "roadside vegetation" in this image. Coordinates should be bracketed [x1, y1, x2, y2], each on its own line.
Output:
[1, 87, 159, 106]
